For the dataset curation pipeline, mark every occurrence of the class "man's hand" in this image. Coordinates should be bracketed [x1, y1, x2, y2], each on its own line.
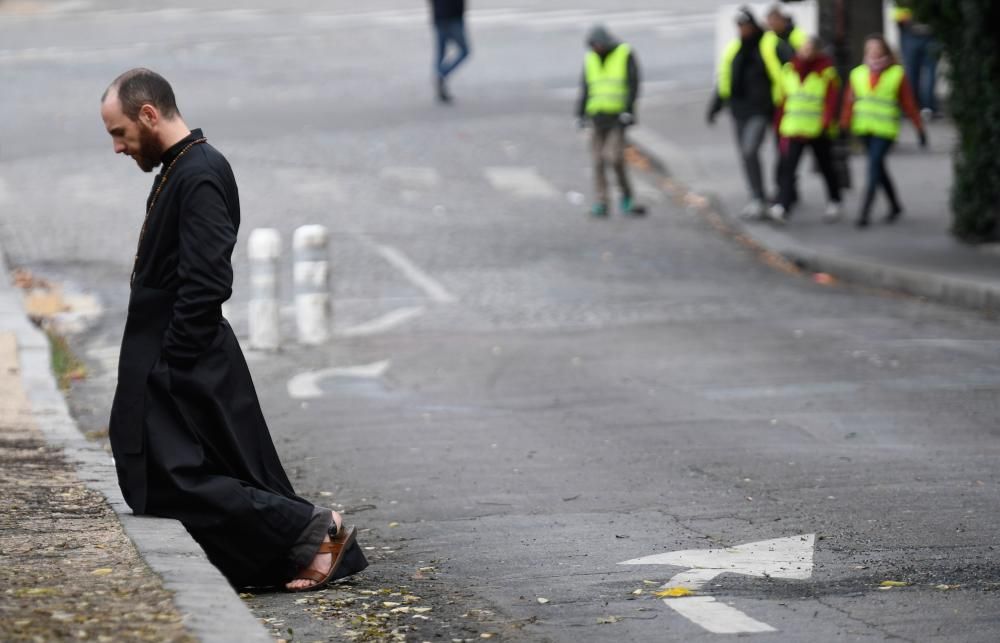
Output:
[619, 112, 635, 127]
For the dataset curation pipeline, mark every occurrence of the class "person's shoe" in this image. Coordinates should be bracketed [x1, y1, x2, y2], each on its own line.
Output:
[885, 205, 904, 224]
[740, 199, 765, 220]
[767, 203, 788, 225]
[855, 214, 870, 229]
[620, 197, 647, 217]
[436, 77, 451, 103]
[590, 202, 609, 218]
[822, 202, 843, 224]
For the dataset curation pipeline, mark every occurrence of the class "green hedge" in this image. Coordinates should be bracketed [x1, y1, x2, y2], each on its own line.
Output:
[910, 0, 1000, 242]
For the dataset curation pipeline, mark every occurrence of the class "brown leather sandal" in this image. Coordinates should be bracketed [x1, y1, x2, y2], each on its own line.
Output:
[287, 523, 358, 592]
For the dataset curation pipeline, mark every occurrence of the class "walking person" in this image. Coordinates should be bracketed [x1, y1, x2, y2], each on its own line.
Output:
[575, 25, 644, 217]
[769, 37, 843, 225]
[430, 0, 470, 103]
[840, 35, 927, 228]
[763, 3, 806, 205]
[893, 1, 940, 119]
[707, 7, 784, 220]
[99, 68, 368, 591]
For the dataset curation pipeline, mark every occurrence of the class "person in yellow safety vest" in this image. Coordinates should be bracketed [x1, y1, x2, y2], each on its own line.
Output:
[575, 25, 645, 217]
[763, 3, 808, 204]
[840, 34, 927, 228]
[707, 7, 784, 221]
[768, 37, 843, 225]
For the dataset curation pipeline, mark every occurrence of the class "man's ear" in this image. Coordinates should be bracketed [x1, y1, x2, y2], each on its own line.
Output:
[139, 104, 158, 127]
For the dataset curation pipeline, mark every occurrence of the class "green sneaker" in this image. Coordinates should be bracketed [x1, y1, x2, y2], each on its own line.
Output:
[621, 197, 647, 216]
[590, 202, 609, 217]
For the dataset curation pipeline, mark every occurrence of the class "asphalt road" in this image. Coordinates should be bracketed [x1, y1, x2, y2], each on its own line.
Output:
[2, 1, 999, 641]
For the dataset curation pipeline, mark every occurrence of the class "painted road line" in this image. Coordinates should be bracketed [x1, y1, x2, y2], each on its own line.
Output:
[483, 166, 559, 199]
[665, 597, 776, 634]
[336, 306, 425, 338]
[379, 166, 440, 189]
[620, 534, 815, 634]
[358, 236, 458, 304]
[287, 360, 390, 399]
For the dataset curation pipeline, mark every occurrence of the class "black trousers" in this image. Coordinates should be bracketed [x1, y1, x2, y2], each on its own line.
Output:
[777, 136, 841, 210]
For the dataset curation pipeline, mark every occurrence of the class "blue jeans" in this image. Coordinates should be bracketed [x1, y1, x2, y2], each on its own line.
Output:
[435, 18, 470, 79]
[900, 28, 940, 112]
[860, 135, 900, 219]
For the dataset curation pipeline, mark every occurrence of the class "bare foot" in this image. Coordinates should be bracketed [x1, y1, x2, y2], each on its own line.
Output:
[285, 511, 342, 591]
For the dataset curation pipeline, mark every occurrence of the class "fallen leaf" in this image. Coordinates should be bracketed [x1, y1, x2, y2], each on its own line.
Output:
[91, 568, 113, 576]
[880, 580, 908, 587]
[631, 589, 643, 596]
[655, 587, 694, 598]
[597, 616, 622, 624]
[536, 597, 550, 604]
[642, 580, 658, 586]
[935, 584, 960, 591]
[389, 522, 400, 528]
[481, 634, 495, 639]
[412, 607, 433, 614]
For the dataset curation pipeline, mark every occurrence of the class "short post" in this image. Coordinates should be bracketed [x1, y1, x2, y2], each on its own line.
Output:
[247, 228, 282, 350]
[293, 225, 331, 345]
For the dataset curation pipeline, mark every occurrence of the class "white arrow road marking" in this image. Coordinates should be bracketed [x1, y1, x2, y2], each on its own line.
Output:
[336, 306, 425, 337]
[287, 360, 390, 399]
[620, 534, 815, 634]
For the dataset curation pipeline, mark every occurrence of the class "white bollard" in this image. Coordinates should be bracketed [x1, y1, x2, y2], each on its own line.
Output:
[293, 225, 331, 345]
[247, 228, 282, 350]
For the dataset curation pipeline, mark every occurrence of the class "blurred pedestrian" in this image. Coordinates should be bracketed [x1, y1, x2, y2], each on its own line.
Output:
[769, 37, 842, 225]
[840, 35, 927, 228]
[707, 7, 784, 220]
[763, 4, 807, 54]
[576, 25, 644, 217]
[430, 0, 470, 103]
[893, 1, 940, 119]
[763, 3, 806, 203]
[99, 68, 367, 591]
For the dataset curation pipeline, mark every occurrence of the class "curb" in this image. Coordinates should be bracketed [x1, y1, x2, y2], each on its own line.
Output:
[0, 246, 272, 643]
[629, 126, 1000, 315]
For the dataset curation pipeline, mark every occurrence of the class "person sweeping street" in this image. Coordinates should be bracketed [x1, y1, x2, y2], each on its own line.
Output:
[575, 25, 645, 218]
[99, 68, 368, 591]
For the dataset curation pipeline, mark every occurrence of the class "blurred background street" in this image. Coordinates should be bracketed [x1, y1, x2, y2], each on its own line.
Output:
[2, 1, 999, 641]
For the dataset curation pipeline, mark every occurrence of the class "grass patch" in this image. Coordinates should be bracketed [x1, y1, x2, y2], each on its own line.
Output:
[46, 329, 87, 390]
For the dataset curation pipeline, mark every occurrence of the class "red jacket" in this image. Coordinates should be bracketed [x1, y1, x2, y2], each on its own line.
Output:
[775, 53, 839, 138]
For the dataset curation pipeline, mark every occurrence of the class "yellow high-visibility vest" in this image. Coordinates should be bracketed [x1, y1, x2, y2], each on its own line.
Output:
[779, 63, 838, 138]
[761, 25, 808, 57]
[585, 44, 631, 115]
[718, 38, 783, 105]
[850, 64, 904, 140]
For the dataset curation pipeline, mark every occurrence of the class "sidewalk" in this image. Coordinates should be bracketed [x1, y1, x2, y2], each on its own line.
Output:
[632, 102, 1000, 314]
[0, 250, 272, 643]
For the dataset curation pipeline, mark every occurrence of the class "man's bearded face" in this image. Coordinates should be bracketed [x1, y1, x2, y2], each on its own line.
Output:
[133, 121, 163, 173]
[101, 94, 163, 173]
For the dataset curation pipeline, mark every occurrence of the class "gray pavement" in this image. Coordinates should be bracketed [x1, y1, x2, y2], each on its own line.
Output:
[634, 101, 1000, 313]
[2, 2, 1000, 642]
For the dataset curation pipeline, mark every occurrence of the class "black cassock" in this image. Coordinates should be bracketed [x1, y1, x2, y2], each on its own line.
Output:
[109, 129, 336, 588]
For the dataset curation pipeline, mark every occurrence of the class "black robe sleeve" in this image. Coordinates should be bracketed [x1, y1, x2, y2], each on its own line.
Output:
[161, 177, 235, 366]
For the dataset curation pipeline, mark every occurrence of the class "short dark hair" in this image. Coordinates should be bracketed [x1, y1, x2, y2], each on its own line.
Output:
[102, 68, 180, 121]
